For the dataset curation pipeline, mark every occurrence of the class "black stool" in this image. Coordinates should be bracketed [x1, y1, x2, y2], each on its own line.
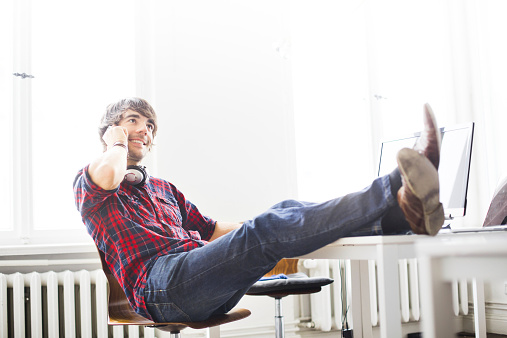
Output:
[247, 260, 333, 338]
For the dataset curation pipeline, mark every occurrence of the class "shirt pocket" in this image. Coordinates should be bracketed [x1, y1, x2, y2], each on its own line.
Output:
[155, 195, 183, 227]
[117, 191, 156, 224]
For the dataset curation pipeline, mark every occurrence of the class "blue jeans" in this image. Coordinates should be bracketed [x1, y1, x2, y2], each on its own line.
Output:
[143, 175, 405, 322]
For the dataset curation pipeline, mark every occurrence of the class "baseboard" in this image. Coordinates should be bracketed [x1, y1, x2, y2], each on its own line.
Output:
[462, 302, 507, 334]
[169, 322, 299, 338]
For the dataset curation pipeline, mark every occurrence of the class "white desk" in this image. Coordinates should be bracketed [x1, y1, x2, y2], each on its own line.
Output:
[299, 235, 420, 338]
[416, 232, 507, 338]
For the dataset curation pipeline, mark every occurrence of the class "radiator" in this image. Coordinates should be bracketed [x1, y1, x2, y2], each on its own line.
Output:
[0, 265, 471, 337]
[303, 259, 470, 331]
[0, 270, 156, 338]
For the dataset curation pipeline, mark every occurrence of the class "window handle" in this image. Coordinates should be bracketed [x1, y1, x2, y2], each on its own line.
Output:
[13, 72, 35, 79]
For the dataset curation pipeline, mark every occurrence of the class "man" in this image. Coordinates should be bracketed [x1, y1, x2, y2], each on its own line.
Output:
[74, 97, 443, 323]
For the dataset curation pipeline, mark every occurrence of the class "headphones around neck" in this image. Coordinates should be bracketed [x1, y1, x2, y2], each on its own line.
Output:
[124, 165, 149, 186]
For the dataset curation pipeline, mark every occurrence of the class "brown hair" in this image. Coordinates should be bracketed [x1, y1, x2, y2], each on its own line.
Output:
[98, 97, 158, 151]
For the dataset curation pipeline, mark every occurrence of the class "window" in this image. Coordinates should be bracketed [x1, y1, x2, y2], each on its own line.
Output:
[289, 0, 501, 227]
[290, 0, 453, 202]
[476, 0, 507, 187]
[0, 0, 14, 232]
[2, 0, 136, 245]
[366, 0, 453, 134]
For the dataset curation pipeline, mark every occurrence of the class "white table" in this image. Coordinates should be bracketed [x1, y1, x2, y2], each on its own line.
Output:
[298, 235, 420, 338]
[416, 231, 507, 338]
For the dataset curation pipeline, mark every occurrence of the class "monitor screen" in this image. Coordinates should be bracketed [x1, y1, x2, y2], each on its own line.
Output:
[377, 122, 474, 219]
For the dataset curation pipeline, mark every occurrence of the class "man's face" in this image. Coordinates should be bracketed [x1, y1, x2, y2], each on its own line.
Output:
[117, 109, 155, 165]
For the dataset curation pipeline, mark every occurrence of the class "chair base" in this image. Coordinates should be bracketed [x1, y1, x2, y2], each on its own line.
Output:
[275, 298, 285, 338]
[109, 308, 251, 334]
[145, 308, 252, 332]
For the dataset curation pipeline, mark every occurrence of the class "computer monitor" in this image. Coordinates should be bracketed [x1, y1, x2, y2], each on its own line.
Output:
[377, 122, 475, 220]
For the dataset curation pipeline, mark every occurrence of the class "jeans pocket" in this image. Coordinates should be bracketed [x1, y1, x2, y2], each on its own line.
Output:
[146, 302, 192, 323]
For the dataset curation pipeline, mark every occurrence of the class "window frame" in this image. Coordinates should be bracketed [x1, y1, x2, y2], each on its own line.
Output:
[1, 0, 140, 246]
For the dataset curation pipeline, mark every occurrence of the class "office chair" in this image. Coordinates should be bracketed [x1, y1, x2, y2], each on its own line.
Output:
[96, 248, 251, 338]
[246, 259, 333, 338]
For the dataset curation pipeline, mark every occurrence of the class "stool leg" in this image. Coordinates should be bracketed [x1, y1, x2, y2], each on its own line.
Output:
[275, 297, 284, 338]
[170, 332, 181, 338]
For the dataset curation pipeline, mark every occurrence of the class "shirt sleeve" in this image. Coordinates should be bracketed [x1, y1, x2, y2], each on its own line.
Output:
[73, 166, 119, 217]
[183, 199, 216, 241]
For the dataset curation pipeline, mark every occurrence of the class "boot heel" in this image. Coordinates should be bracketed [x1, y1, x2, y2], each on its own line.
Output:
[424, 203, 444, 236]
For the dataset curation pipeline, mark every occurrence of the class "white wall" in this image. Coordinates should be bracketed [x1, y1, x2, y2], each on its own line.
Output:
[145, 0, 297, 223]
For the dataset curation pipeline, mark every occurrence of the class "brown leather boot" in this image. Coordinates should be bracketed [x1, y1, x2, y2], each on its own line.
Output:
[397, 148, 444, 235]
[413, 103, 441, 169]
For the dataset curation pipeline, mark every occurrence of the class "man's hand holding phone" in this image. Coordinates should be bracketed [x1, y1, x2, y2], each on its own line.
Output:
[89, 125, 129, 190]
[103, 125, 129, 150]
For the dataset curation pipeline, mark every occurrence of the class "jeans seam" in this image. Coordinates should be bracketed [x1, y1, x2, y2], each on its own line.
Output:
[147, 301, 192, 322]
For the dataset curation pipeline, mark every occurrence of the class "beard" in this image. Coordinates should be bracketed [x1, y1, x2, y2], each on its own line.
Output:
[127, 147, 149, 164]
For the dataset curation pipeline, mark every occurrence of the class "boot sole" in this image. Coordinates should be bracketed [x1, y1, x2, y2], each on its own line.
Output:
[397, 148, 445, 236]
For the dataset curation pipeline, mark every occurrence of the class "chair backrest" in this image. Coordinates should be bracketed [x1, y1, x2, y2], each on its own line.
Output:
[96, 246, 251, 331]
[483, 175, 507, 227]
[96, 248, 154, 325]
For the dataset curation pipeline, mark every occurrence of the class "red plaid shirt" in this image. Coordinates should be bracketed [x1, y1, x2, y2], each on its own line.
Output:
[73, 166, 216, 319]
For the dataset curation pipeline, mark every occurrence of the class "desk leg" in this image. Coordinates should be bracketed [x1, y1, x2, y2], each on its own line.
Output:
[350, 260, 364, 338]
[349, 260, 374, 338]
[359, 260, 373, 338]
[207, 326, 220, 338]
[419, 256, 456, 338]
[376, 244, 402, 338]
[472, 279, 486, 338]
